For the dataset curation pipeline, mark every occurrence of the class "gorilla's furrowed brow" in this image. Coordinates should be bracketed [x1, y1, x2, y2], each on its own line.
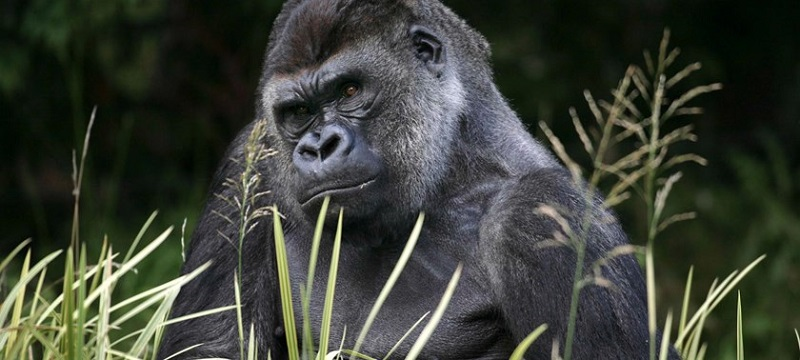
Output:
[275, 63, 361, 101]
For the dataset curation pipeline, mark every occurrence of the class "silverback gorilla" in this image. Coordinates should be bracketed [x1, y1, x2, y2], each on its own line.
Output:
[159, 0, 678, 359]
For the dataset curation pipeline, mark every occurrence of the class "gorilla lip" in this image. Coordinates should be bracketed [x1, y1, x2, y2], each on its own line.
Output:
[300, 177, 378, 205]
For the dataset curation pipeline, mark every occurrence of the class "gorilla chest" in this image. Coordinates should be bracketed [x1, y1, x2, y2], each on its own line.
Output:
[285, 227, 513, 359]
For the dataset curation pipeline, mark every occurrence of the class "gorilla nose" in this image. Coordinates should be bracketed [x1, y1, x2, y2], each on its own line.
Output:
[295, 124, 353, 164]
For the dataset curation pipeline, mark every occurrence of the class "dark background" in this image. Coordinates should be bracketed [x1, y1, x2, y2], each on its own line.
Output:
[2, 0, 798, 358]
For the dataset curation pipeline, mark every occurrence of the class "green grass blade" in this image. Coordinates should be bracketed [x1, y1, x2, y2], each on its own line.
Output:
[235, 273, 245, 360]
[675, 255, 765, 348]
[92, 262, 210, 329]
[646, 245, 657, 360]
[0, 239, 32, 272]
[334, 350, 377, 360]
[686, 305, 708, 360]
[21, 321, 60, 357]
[509, 324, 548, 360]
[405, 263, 462, 360]
[28, 266, 48, 326]
[75, 245, 88, 360]
[695, 344, 707, 360]
[5, 250, 30, 359]
[62, 247, 75, 360]
[676, 266, 694, 351]
[352, 213, 425, 357]
[0, 250, 62, 343]
[321, 326, 350, 360]
[707, 255, 765, 312]
[159, 304, 238, 328]
[82, 227, 174, 310]
[304, 196, 330, 359]
[794, 329, 799, 352]
[658, 311, 673, 360]
[124, 211, 159, 264]
[95, 248, 113, 360]
[317, 208, 343, 359]
[88, 238, 109, 296]
[736, 292, 743, 360]
[248, 323, 258, 360]
[384, 312, 429, 360]
[162, 344, 205, 360]
[129, 287, 179, 356]
[37, 227, 172, 328]
[274, 208, 300, 360]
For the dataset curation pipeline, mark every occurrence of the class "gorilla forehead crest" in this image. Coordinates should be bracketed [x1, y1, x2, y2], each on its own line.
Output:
[267, 0, 414, 76]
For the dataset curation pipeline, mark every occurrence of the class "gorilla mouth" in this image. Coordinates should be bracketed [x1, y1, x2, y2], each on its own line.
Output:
[300, 177, 378, 205]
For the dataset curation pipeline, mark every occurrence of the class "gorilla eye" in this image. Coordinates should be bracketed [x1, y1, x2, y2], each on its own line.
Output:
[293, 105, 310, 115]
[342, 83, 359, 98]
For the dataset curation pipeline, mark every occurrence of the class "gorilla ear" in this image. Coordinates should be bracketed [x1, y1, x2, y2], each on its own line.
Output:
[410, 25, 445, 77]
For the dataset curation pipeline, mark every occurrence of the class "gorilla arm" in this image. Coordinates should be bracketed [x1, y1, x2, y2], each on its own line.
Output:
[478, 168, 663, 359]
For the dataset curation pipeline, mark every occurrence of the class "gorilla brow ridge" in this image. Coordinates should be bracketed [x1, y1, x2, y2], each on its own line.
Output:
[267, 0, 410, 76]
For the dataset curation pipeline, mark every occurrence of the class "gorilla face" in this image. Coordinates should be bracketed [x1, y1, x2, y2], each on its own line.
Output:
[259, 5, 465, 225]
[270, 62, 387, 219]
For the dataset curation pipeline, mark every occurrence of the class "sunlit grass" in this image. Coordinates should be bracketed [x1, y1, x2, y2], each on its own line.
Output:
[538, 29, 761, 359]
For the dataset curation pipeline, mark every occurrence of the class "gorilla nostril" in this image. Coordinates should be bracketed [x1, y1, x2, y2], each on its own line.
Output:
[319, 135, 341, 161]
[299, 147, 317, 161]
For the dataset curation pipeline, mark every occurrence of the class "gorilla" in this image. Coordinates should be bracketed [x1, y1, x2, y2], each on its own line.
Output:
[159, 0, 678, 359]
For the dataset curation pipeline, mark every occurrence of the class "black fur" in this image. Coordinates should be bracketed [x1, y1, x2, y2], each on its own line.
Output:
[158, 0, 679, 359]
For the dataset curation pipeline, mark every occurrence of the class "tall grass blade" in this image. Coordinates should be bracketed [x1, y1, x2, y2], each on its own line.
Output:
[0, 239, 32, 272]
[696, 343, 707, 360]
[103, 262, 211, 330]
[646, 245, 657, 360]
[509, 324, 548, 360]
[65, 227, 173, 315]
[736, 292, 743, 360]
[332, 350, 376, 360]
[71, 107, 96, 251]
[351, 213, 425, 357]
[273, 208, 300, 360]
[384, 312, 429, 360]
[405, 263, 462, 360]
[658, 311, 673, 360]
[129, 289, 179, 356]
[235, 272, 246, 360]
[95, 247, 113, 360]
[0, 249, 62, 327]
[304, 196, 330, 359]
[248, 323, 258, 360]
[87, 239, 109, 298]
[124, 211, 159, 264]
[318, 208, 343, 359]
[674, 255, 765, 350]
[61, 247, 75, 359]
[5, 250, 30, 359]
[160, 304, 238, 327]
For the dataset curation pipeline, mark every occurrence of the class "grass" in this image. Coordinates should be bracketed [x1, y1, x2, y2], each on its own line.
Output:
[536, 29, 757, 359]
[0, 30, 784, 360]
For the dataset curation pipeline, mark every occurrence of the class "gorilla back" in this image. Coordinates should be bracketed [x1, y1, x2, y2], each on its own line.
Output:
[159, 0, 678, 359]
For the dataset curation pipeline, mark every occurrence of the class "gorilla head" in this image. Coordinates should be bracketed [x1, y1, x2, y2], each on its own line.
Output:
[159, 1, 678, 359]
[257, 0, 510, 226]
